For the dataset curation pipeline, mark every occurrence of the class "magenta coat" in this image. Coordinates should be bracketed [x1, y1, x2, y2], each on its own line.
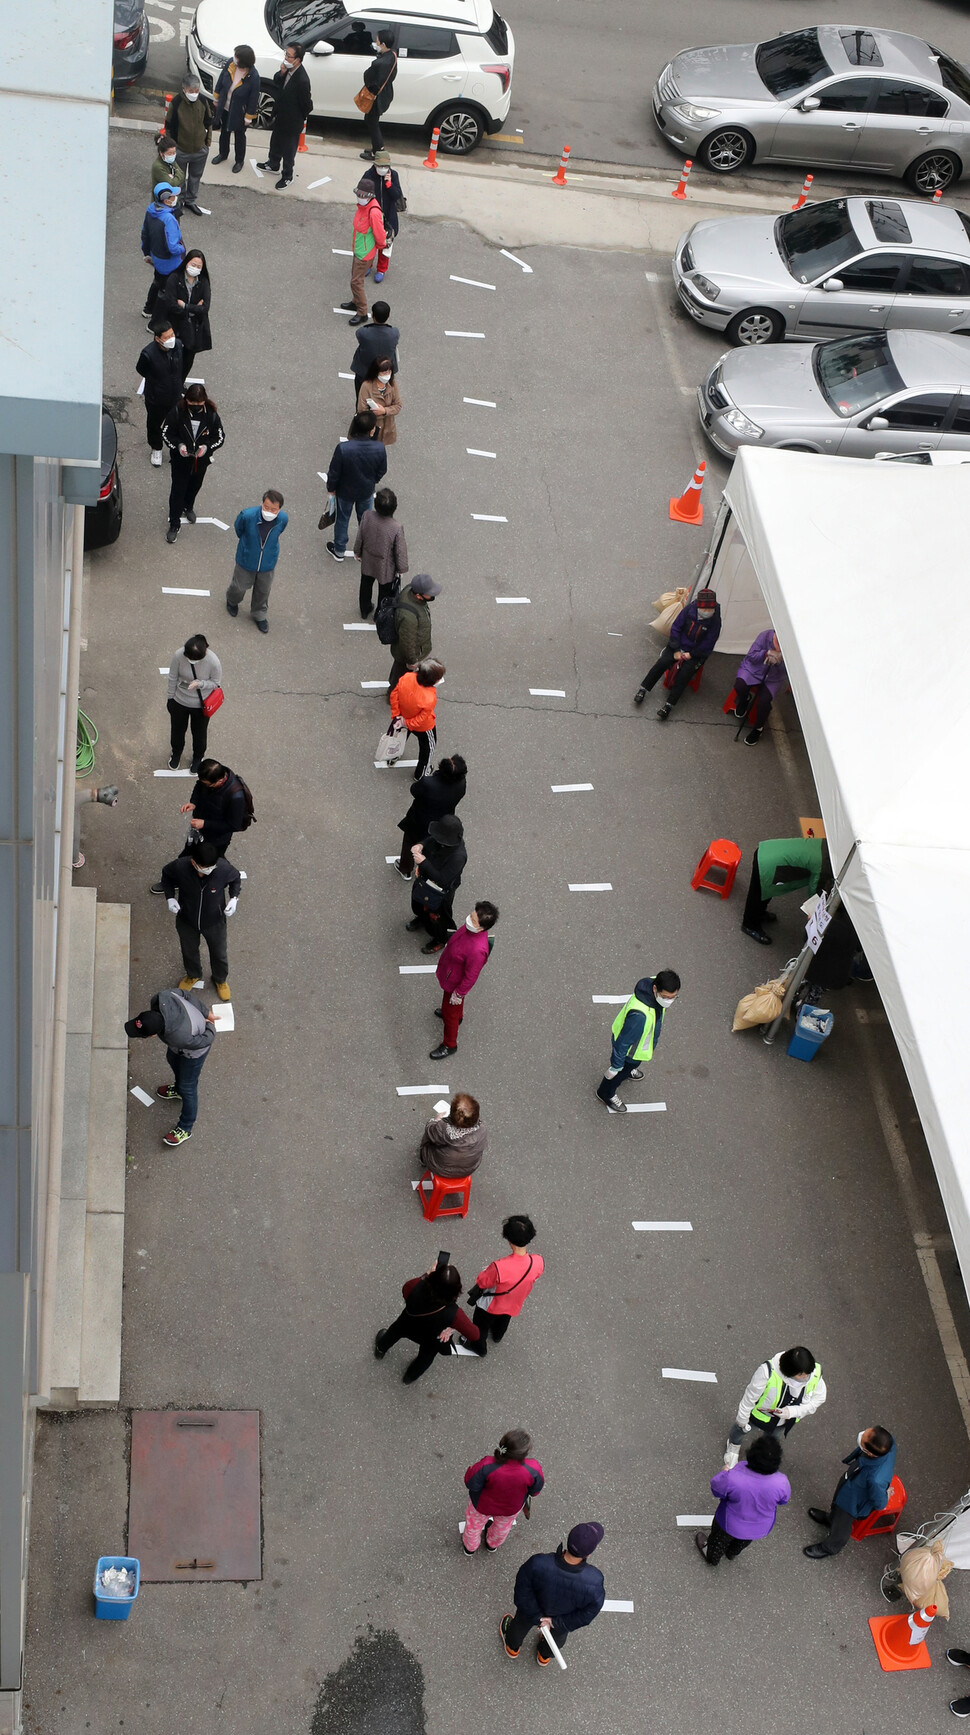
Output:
[436, 924, 490, 996]
[736, 630, 787, 697]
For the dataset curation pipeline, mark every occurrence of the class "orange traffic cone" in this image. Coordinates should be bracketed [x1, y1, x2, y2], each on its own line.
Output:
[932, 187, 943, 203]
[297, 126, 308, 153]
[164, 92, 175, 111]
[869, 1603, 937, 1672]
[552, 145, 570, 186]
[669, 460, 706, 525]
[423, 126, 441, 169]
[671, 159, 692, 200]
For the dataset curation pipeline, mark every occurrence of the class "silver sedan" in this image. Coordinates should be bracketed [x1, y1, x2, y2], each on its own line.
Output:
[674, 197, 970, 345]
[653, 25, 970, 195]
[697, 327, 970, 457]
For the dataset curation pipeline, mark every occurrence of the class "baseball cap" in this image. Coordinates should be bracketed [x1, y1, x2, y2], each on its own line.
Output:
[125, 1009, 164, 1039]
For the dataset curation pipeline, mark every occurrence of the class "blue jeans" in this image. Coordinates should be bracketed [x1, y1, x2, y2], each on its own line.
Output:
[166, 1048, 209, 1133]
[333, 494, 374, 555]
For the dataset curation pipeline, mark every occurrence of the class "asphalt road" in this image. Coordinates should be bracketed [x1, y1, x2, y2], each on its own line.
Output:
[137, 0, 970, 172]
[23, 130, 970, 1735]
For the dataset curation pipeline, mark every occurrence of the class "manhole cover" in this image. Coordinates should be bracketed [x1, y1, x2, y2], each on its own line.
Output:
[128, 1410, 262, 1582]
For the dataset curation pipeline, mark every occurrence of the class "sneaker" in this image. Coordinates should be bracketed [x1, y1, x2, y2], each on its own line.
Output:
[629, 1067, 644, 1080]
[392, 863, 411, 881]
[694, 1531, 710, 1561]
[162, 1126, 192, 1146]
[275, 177, 292, 190]
[189, 759, 201, 774]
[599, 1092, 626, 1112]
[226, 600, 239, 617]
[179, 976, 202, 991]
[212, 154, 228, 165]
[373, 1332, 387, 1359]
[359, 149, 375, 160]
[741, 924, 772, 945]
[150, 449, 163, 467]
[948, 1651, 970, 1668]
[214, 981, 231, 1002]
[803, 1544, 830, 1559]
[184, 508, 197, 524]
[406, 917, 423, 932]
[166, 527, 180, 543]
[421, 940, 445, 955]
[168, 755, 180, 769]
[429, 1043, 457, 1061]
[656, 702, 672, 721]
[255, 159, 274, 170]
[255, 619, 269, 634]
[950, 1699, 970, 1717]
[536, 1649, 550, 1666]
[374, 271, 386, 283]
[326, 541, 345, 563]
[349, 314, 367, 327]
[633, 686, 647, 706]
[434, 1007, 443, 1021]
[155, 1083, 181, 1100]
[500, 1615, 520, 1659]
[745, 726, 763, 745]
[733, 700, 748, 720]
[149, 881, 165, 895]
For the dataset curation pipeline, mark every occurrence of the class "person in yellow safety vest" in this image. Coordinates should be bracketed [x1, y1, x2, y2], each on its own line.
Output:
[595, 970, 681, 1112]
[723, 1347, 826, 1468]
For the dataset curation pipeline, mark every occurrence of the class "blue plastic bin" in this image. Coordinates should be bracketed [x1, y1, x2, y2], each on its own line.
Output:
[94, 1556, 140, 1620]
[786, 1005, 834, 1062]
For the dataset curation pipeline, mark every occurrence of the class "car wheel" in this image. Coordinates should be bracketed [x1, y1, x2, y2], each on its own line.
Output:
[435, 106, 484, 154]
[779, 443, 817, 453]
[727, 307, 785, 346]
[253, 91, 276, 130]
[701, 128, 753, 173]
[905, 149, 960, 195]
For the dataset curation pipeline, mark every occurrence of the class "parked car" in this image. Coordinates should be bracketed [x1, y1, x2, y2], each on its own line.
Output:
[186, 0, 514, 153]
[84, 408, 123, 550]
[674, 197, 970, 346]
[653, 25, 970, 195]
[113, 0, 149, 88]
[697, 327, 970, 457]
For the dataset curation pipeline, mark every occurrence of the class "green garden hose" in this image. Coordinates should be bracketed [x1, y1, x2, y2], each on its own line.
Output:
[76, 709, 98, 777]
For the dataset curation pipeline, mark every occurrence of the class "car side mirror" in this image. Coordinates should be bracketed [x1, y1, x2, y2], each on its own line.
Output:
[799, 95, 820, 112]
[867, 415, 889, 431]
[821, 277, 843, 293]
[310, 40, 334, 55]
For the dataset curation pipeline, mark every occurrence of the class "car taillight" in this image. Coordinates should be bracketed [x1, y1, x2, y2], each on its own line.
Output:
[481, 63, 511, 94]
[99, 468, 115, 501]
[113, 26, 137, 50]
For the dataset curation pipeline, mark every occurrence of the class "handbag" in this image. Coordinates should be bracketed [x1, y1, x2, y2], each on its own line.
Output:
[412, 875, 447, 914]
[375, 717, 406, 765]
[191, 662, 224, 720]
[318, 495, 336, 530]
[355, 54, 396, 113]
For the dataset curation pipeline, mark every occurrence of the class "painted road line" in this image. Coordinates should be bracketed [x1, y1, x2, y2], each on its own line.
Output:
[211, 1003, 235, 1032]
[569, 882, 612, 891]
[158, 667, 168, 675]
[500, 248, 533, 273]
[375, 759, 418, 769]
[445, 330, 485, 339]
[633, 1222, 693, 1232]
[677, 1515, 715, 1527]
[332, 248, 353, 256]
[551, 783, 593, 792]
[644, 270, 659, 282]
[607, 631, 623, 636]
[183, 377, 205, 386]
[592, 995, 630, 1004]
[308, 176, 331, 189]
[130, 1086, 154, 1108]
[399, 964, 437, 974]
[530, 688, 566, 697]
[153, 769, 193, 778]
[602, 1601, 635, 1614]
[361, 680, 389, 689]
[250, 158, 263, 178]
[472, 514, 507, 522]
[193, 517, 228, 529]
[464, 397, 496, 407]
[663, 1368, 717, 1382]
[333, 307, 354, 316]
[450, 275, 496, 290]
[467, 448, 496, 458]
[344, 622, 377, 631]
[496, 596, 530, 604]
[338, 371, 355, 380]
[397, 1084, 449, 1096]
[162, 586, 210, 596]
[621, 1102, 668, 1114]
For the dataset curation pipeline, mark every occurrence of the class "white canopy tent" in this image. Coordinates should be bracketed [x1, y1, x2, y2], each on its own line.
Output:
[719, 447, 970, 1298]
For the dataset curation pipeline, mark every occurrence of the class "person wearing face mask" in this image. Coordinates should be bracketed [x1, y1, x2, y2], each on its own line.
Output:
[150, 132, 185, 209]
[633, 586, 722, 719]
[212, 45, 260, 173]
[341, 182, 387, 326]
[159, 839, 241, 1004]
[595, 970, 680, 1112]
[166, 633, 223, 772]
[696, 1434, 790, 1567]
[359, 29, 398, 161]
[325, 410, 387, 562]
[226, 491, 288, 635]
[732, 629, 787, 746]
[803, 1427, 896, 1560]
[360, 149, 405, 282]
[389, 658, 445, 786]
[164, 74, 213, 215]
[351, 300, 400, 410]
[162, 384, 225, 544]
[723, 1346, 827, 1469]
[256, 40, 313, 190]
[140, 182, 185, 320]
[428, 901, 499, 1060]
[157, 249, 212, 383]
[136, 319, 184, 466]
[357, 355, 402, 445]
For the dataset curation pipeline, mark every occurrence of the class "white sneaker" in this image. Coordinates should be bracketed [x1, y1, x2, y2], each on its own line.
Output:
[150, 449, 163, 467]
[630, 1067, 644, 1080]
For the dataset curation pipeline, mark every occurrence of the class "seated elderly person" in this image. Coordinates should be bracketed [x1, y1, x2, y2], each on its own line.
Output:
[732, 630, 786, 745]
[419, 1092, 486, 1179]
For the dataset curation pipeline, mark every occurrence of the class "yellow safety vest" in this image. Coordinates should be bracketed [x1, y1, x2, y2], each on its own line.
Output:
[751, 1360, 822, 1424]
[611, 994, 657, 1065]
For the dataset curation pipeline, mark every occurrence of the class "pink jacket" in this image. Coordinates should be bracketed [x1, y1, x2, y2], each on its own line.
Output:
[353, 197, 386, 263]
[436, 923, 490, 996]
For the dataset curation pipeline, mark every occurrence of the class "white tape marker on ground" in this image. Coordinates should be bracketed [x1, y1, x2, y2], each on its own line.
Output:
[662, 1368, 717, 1382]
[399, 964, 437, 974]
[130, 1086, 154, 1107]
[338, 372, 354, 380]
[551, 783, 593, 792]
[333, 307, 354, 316]
[464, 397, 496, 407]
[677, 1515, 715, 1527]
[496, 597, 530, 604]
[332, 248, 353, 256]
[308, 176, 331, 189]
[592, 995, 631, 1004]
[467, 449, 497, 458]
[193, 517, 228, 529]
[472, 514, 507, 522]
[158, 667, 168, 675]
[530, 688, 565, 697]
[602, 1601, 635, 1613]
[162, 587, 210, 596]
[616, 1102, 667, 1114]
[250, 158, 263, 178]
[450, 276, 496, 290]
[375, 759, 418, 769]
[153, 769, 193, 778]
[644, 271, 659, 282]
[633, 1222, 693, 1232]
[445, 330, 485, 338]
[500, 248, 533, 273]
[397, 1084, 449, 1096]
[361, 680, 390, 689]
[344, 622, 377, 631]
[568, 882, 611, 891]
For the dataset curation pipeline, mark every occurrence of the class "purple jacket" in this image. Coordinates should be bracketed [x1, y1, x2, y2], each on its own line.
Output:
[710, 1462, 791, 1539]
[736, 630, 787, 698]
[436, 924, 490, 996]
[670, 601, 721, 661]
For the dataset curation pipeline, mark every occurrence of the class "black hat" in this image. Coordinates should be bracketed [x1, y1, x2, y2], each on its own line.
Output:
[567, 1522, 605, 1558]
[411, 574, 442, 598]
[125, 1009, 164, 1039]
[427, 815, 463, 847]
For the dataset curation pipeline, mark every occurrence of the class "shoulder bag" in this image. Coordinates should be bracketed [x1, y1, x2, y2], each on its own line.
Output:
[355, 54, 397, 114]
[191, 661, 224, 720]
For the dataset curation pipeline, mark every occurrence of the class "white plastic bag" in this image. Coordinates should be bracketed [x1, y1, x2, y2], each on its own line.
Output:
[375, 717, 406, 764]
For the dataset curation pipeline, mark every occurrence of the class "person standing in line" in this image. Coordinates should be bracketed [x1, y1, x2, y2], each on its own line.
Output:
[360, 149, 404, 281]
[341, 181, 387, 326]
[212, 45, 259, 173]
[429, 901, 499, 1060]
[160, 839, 240, 1003]
[162, 383, 224, 543]
[394, 753, 465, 880]
[389, 659, 443, 782]
[150, 759, 252, 892]
[407, 814, 466, 952]
[357, 355, 402, 445]
[732, 629, 787, 746]
[741, 836, 830, 945]
[723, 1346, 827, 1467]
[136, 320, 184, 467]
[140, 182, 185, 321]
[351, 300, 400, 408]
[166, 633, 222, 773]
[419, 1092, 486, 1181]
[595, 969, 680, 1112]
[374, 1260, 481, 1384]
[359, 29, 397, 161]
[696, 1435, 790, 1566]
[633, 587, 721, 719]
[226, 491, 288, 634]
[388, 575, 439, 693]
[353, 486, 407, 620]
[468, 1215, 543, 1356]
[124, 987, 216, 1148]
[501, 1524, 606, 1664]
[325, 411, 387, 561]
[803, 1427, 896, 1561]
[157, 248, 211, 383]
[149, 132, 185, 208]
[256, 40, 313, 189]
[463, 1431, 544, 1556]
[164, 72, 212, 214]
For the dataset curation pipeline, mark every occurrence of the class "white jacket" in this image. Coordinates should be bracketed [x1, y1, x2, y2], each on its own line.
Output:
[736, 1352, 827, 1429]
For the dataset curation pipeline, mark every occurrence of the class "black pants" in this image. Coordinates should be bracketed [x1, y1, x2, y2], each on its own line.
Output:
[265, 123, 301, 179]
[411, 891, 456, 943]
[143, 268, 168, 316]
[168, 455, 210, 529]
[181, 348, 197, 382]
[376, 1311, 445, 1382]
[176, 916, 228, 984]
[734, 677, 773, 729]
[366, 103, 386, 153]
[411, 726, 435, 780]
[219, 115, 247, 166]
[742, 850, 770, 931]
[507, 1610, 569, 1658]
[703, 1518, 752, 1565]
[360, 574, 393, 619]
[146, 401, 174, 451]
[596, 1057, 640, 1103]
[388, 658, 407, 696]
[168, 698, 209, 765]
[471, 1308, 511, 1358]
[811, 1492, 854, 1556]
[641, 645, 704, 707]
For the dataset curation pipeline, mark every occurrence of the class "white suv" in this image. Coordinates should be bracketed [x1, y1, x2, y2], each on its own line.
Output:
[187, 0, 514, 153]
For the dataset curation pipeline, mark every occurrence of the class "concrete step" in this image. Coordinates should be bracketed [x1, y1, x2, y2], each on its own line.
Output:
[47, 1198, 86, 1396]
[66, 885, 96, 1037]
[48, 887, 98, 1398]
[78, 1213, 124, 1407]
[92, 902, 130, 1051]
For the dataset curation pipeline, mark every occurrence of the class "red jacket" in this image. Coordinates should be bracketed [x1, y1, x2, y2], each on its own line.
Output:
[465, 1454, 544, 1516]
[353, 197, 386, 263]
[436, 923, 490, 996]
[474, 1251, 543, 1318]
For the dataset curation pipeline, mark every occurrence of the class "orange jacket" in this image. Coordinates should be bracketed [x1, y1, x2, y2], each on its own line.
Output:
[390, 671, 437, 733]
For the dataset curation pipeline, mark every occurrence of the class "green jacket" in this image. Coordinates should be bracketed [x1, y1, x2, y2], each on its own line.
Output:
[164, 90, 212, 154]
[150, 155, 185, 199]
[757, 838, 824, 902]
[391, 588, 432, 667]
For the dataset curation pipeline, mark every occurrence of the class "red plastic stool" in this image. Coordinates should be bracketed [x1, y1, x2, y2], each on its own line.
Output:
[664, 661, 703, 693]
[723, 685, 751, 716]
[691, 838, 742, 899]
[416, 1169, 472, 1221]
[852, 1475, 906, 1540]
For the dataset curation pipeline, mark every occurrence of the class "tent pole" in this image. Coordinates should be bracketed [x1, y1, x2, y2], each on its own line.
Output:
[762, 884, 843, 1046]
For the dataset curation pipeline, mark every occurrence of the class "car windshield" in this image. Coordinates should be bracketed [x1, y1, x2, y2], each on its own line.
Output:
[265, 0, 345, 43]
[815, 333, 903, 417]
[776, 201, 860, 283]
[755, 29, 831, 99]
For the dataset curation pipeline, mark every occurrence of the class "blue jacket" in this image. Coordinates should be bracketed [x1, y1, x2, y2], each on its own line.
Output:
[669, 601, 721, 661]
[327, 436, 387, 502]
[513, 1548, 605, 1634]
[611, 976, 666, 1067]
[834, 1439, 896, 1517]
[214, 62, 260, 125]
[234, 507, 289, 574]
[141, 202, 185, 275]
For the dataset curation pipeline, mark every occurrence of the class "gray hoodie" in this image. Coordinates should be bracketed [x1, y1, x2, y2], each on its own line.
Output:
[155, 988, 215, 1059]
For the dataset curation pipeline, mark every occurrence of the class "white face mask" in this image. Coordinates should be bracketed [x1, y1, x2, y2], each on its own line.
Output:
[161, 336, 176, 350]
[378, 371, 392, 383]
[186, 265, 201, 278]
[195, 865, 215, 877]
[357, 196, 370, 206]
[185, 90, 199, 101]
[261, 508, 277, 522]
[656, 994, 676, 1009]
[857, 1431, 867, 1449]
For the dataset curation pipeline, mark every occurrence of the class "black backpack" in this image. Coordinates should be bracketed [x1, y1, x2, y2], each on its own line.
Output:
[375, 584, 418, 648]
[227, 771, 256, 831]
